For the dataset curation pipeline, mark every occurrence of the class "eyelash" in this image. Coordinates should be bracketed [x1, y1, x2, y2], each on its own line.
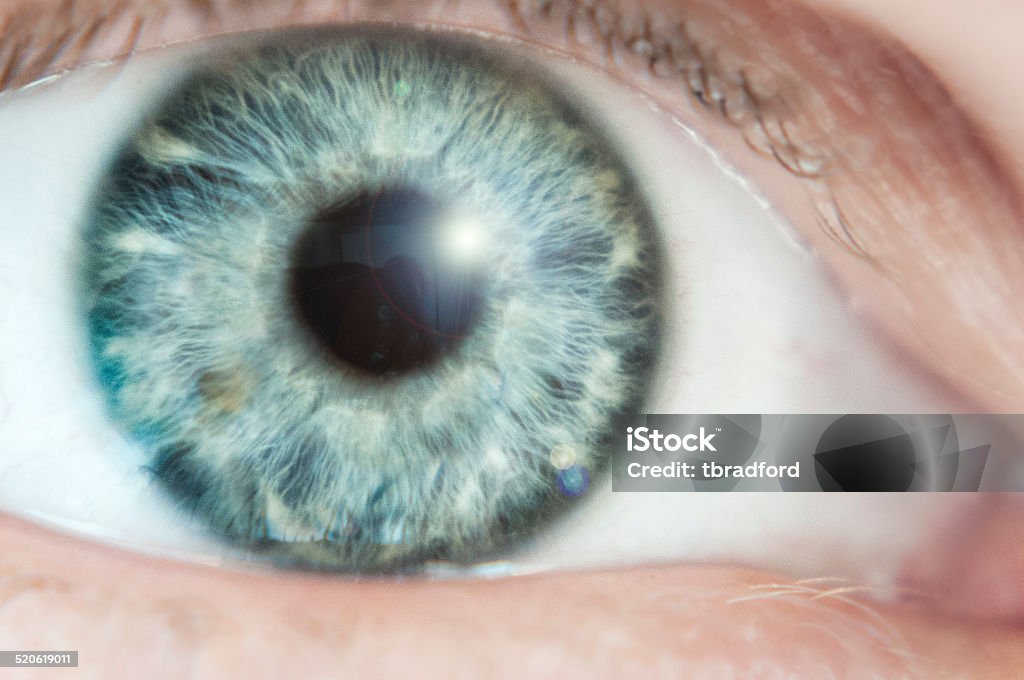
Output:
[1, 0, 909, 396]
[7, 0, 876, 272]
[1, 0, 816, 183]
[9, 0, 984, 273]
[512, 2, 822, 169]
[0, 1, 988, 580]
[508, 2, 884, 263]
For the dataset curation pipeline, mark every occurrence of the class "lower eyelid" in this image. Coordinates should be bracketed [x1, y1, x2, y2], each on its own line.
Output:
[3, 513, 1023, 677]
[897, 494, 1024, 624]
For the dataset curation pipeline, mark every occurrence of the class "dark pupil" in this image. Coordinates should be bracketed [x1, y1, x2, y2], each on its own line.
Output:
[289, 188, 484, 377]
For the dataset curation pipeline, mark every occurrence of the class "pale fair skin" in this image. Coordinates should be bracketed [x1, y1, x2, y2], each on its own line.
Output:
[1, 0, 1023, 677]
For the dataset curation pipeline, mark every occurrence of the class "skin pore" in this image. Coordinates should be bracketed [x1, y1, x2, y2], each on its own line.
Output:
[1, 0, 1023, 677]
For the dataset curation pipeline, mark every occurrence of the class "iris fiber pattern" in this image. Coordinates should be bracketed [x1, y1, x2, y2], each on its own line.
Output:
[81, 29, 663, 570]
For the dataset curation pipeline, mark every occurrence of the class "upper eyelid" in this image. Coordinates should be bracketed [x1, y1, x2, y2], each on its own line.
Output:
[0, 0, 145, 92]
[2, 1, 1012, 290]
[6, 0, 1021, 405]
[0, 0, 817, 183]
[0, 1, 782, 112]
[0, 0, 1005, 210]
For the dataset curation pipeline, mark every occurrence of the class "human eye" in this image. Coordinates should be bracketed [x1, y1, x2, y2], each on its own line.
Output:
[0, 1, 973, 573]
[2, 0, 1024, 675]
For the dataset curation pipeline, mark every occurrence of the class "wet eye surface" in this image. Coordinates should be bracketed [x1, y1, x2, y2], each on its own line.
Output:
[0, 3, 967, 581]
[80, 27, 663, 572]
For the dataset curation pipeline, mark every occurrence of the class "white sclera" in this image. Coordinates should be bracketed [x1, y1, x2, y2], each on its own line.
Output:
[0, 48, 228, 562]
[0, 38, 962, 576]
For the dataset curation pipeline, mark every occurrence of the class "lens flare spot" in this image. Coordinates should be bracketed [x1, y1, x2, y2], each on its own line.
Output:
[556, 465, 590, 497]
[549, 443, 578, 470]
[438, 214, 487, 264]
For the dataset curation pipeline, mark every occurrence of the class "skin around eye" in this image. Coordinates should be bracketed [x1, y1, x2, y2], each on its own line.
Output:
[1, 0, 1023, 677]
[603, 0, 1024, 411]
[3, 514, 1024, 678]
[0, 17, 964, 572]
[1, 0, 1019, 406]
